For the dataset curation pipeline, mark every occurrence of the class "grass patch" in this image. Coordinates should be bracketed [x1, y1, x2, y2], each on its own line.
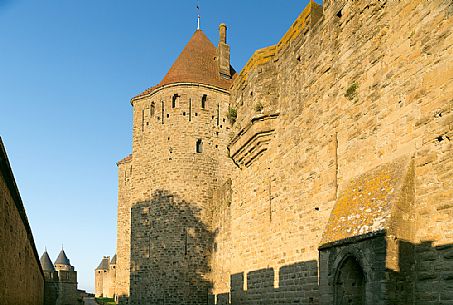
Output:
[95, 298, 115, 305]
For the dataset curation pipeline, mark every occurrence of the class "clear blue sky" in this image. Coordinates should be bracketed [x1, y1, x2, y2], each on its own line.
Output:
[0, 0, 315, 292]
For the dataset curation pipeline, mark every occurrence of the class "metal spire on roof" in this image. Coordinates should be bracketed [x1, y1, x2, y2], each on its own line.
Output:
[197, 1, 200, 30]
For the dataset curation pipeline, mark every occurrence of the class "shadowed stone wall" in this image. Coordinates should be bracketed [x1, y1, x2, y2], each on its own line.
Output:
[130, 191, 215, 305]
[0, 137, 44, 305]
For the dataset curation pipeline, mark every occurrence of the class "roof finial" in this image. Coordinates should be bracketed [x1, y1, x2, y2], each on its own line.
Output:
[197, 1, 200, 30]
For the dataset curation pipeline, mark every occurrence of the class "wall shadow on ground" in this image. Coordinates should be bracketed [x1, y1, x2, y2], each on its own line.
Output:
[129, 189, 216, 305]
[211, 260, 319, 305]
[393, 240, 453, 305]
[123, 187, 453, 305]
[211, 236, 453, 305]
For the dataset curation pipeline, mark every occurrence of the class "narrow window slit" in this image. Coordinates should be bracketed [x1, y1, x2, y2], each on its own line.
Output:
[184, 228, 188, 256]
[189, 99, 192, 122]
[141, 110, 145, 131]
[202, 94, 207, 109]
[196, 139, 203, 153]
[150, 102, 155, 117]
[217, 104, 220, 126]
[161, 101, 165, 124]
[172, 94, 179, 108]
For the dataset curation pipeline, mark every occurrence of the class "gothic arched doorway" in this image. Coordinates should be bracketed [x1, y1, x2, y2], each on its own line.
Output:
[334, 256, 366, 305]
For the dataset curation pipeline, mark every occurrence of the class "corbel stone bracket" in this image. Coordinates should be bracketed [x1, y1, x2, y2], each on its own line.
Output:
[228, 113, 279, 168]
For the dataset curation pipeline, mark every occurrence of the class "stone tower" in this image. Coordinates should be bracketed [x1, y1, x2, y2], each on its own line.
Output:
[40, 249, 79, 305]
[40, 250, 59, 305]
[95, 256, 110, 298]
[54, 250, 78, 305]
[95, 254, 117, 299]
[116, 27, 236, 305]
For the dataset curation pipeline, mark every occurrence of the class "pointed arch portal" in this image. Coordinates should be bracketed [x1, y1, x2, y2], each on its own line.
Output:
[334, 256, 366, 305]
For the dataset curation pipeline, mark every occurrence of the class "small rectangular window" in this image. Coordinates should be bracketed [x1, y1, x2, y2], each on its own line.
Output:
[196, 139, 203, 153]
[150, 102, 155, 117]
[201, 94, 207, 109]
[172, 94, 179, 108]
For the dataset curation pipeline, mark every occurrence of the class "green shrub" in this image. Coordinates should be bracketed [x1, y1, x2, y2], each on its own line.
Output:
[345, 82, 358, 100]
[227, 106, 237, 124]
[254, 101, 264, 112]
[95, 297, 115, 305]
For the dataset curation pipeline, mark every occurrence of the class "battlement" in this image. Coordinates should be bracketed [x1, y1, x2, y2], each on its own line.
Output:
[233, 0, 322, 89]
[131, 85, 231, 136]
[275, 0, 322, 54]
[234, 46, 276, 88]
[117, 154, 132, 166]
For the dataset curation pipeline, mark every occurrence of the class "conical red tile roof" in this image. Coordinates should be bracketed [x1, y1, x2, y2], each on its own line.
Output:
[134, 30, 234, 99]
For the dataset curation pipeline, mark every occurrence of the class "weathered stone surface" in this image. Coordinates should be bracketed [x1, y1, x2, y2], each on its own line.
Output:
[0, 137, 44, 305]
[320, 156, 414, 247]
[115, 0, 453, 304]
[95, 255, 116, 299]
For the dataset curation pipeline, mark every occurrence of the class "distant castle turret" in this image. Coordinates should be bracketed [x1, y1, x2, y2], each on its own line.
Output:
[40, 249, 79, 305]
[95, 254, 117, 299]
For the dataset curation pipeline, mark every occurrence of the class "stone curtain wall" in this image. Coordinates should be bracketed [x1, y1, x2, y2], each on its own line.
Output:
[220, 261, 319, 305]
[56, 276, 79, 305]
[0, 139, 44, 305]
[43, 279, 59, 305]
[208, 0, 453, 304]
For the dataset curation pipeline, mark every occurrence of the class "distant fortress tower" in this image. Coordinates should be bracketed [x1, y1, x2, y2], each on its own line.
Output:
[115, 25, 236, 304]
[95, 254, 117, 299]
[40, 249, 78, 305]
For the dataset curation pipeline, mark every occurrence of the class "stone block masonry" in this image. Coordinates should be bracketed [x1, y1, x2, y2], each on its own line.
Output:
[212, 0, 453, 304]
[130, 191, 216, 305]
[115, 156, 132, 303]
[115, 0, 453, 304]
[0, 137, 44, 305]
